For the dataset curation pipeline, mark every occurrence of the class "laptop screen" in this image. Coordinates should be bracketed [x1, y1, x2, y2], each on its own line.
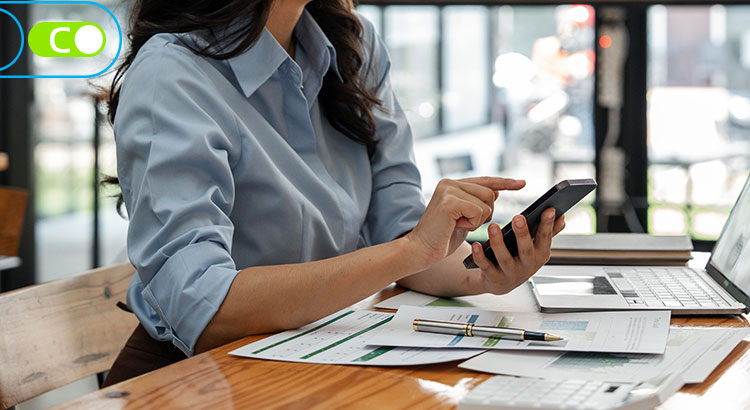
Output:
[708, 174, 750, 303]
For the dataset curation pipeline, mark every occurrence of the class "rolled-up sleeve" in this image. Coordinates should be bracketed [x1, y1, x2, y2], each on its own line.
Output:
[115, 43, 242, 355]
[360, 17, 427, 245]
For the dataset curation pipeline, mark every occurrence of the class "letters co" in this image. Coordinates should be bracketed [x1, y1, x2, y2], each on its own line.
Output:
[29, 22, 106, 57]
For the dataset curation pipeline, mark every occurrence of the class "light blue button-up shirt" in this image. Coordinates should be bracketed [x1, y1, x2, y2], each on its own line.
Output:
[115, 11, 425, 355]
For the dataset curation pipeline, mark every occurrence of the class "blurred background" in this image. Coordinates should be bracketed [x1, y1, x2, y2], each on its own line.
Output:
[1, 1, 750, 408]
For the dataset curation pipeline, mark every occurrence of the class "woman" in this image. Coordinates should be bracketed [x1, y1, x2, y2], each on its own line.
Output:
[103, 0, 565, 385]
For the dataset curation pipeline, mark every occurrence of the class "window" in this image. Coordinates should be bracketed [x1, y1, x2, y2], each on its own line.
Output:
[647, 5, 750, 240]
[442, 6, 490, 132]
[384, 6, 441, 139]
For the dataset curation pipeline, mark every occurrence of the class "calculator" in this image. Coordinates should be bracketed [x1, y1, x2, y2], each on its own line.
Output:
[458, 374, 684, 410]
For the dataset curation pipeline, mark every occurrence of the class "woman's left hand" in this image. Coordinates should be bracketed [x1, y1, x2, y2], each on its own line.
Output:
[471, 207, 566, 295]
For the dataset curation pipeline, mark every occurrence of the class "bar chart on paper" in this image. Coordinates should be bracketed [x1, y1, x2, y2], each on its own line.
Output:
[547, 352, 642, 370]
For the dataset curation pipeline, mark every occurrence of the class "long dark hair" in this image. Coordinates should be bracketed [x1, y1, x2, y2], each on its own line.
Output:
[104, 0, 381, 212]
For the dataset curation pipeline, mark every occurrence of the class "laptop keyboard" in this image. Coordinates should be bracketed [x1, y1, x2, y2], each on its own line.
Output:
[606, 267, 731, 308]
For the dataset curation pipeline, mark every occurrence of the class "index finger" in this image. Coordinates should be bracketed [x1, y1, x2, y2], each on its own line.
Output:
[459, 176, 526, 191]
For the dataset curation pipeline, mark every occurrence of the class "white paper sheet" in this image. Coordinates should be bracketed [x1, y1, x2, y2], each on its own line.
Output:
[374, 284, 538, 312]
[229, 309, 484, 366]
[458, 327, 749, 384]
[368, 305, 670, 354]
[373, 290, 443, 310]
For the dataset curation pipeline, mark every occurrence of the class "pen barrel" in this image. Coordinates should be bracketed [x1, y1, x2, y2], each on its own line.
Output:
[470, 326, 525, 340]
[413, 319, 528, 340]
[413, 319, 559, 342]
[413, 319, 469, 335]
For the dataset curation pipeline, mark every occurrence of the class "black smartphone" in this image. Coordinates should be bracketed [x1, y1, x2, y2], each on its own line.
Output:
[463, 178, 597, 269]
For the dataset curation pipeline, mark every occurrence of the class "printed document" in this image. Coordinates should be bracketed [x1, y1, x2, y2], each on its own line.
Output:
[368, 305, 670, 354]
[458, 327, 749, 383]
[229, 309, 483, 365]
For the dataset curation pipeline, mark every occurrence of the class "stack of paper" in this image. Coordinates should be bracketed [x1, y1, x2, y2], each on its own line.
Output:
[229, 291, 747, 385]
[367, 292, 748, 386]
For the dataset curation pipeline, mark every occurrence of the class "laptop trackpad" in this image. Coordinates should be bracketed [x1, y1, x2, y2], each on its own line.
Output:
[534, 275, 618, 296]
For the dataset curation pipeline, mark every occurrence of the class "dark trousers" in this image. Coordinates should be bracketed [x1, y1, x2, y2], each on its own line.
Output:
[102, 323, 188, 388]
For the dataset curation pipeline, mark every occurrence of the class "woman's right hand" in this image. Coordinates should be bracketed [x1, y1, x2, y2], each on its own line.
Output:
[405, 177, 526, 271]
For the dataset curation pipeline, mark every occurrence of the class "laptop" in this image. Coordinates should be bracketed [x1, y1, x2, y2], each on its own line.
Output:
[530, 174, 750, 315]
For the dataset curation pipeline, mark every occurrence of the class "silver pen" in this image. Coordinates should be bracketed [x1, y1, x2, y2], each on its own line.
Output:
[413, 318, 563, 342]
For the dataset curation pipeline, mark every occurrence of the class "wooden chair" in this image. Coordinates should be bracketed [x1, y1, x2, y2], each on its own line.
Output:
[0, 186, 27, 257]
[0, 263, 139, 409]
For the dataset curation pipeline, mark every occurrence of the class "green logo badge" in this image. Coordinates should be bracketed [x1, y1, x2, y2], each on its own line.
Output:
[28, 22, 106, 57]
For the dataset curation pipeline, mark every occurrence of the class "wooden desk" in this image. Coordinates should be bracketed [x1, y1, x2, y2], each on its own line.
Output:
[54, 260, 750, 409]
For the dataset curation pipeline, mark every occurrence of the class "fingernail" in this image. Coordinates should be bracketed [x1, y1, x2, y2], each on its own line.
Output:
[472, 242, 481, 252]
[514, 217, 524, 228]
[488, 223, 499, 236]
[547, 210, 555, 220]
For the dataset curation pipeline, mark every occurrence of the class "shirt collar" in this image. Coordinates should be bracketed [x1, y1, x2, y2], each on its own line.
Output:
[227, 9, 342, 98]
[294, 9, 342, 82]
